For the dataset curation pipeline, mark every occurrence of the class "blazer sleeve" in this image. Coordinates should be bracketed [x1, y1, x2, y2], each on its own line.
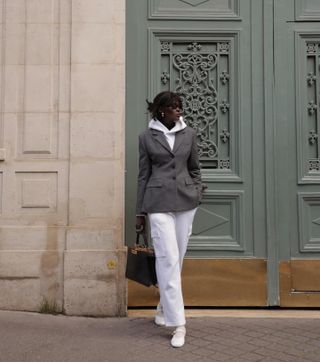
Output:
[136, 133, 151, 214]
[187, 130, 202, 186]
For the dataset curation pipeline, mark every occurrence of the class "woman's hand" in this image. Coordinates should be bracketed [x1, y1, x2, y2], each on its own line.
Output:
[198, 184, 208, 205]
[201, 184, 208, 198]
[135, 215, 146, 233]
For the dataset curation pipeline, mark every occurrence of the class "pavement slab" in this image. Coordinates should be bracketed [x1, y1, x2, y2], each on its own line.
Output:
[0, 310, 320, 362]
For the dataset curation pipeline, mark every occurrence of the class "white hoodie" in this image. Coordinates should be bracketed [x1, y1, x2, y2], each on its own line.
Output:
[148, 117, 187, 151]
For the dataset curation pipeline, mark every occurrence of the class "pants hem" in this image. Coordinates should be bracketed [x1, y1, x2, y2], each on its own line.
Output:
[165, 320, 186, 327]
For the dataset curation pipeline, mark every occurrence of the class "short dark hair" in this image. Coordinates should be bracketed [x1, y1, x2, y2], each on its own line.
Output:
[146, 91, 182, 119]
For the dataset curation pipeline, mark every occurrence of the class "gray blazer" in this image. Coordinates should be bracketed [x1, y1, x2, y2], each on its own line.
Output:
[136, 126, 202, 214]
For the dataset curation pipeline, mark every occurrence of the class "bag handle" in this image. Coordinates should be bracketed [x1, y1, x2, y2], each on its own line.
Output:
[136, 231, 149, 247]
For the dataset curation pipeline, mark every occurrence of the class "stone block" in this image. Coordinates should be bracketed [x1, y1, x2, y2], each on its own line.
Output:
[26, 24, 54, 65]
[71, 64, 118, 112]
[109, 64, 125, 118]
[0, 226, 66, 251]
[4, 23, 25, 65]
[0, 279, 41, 311]
[0, 0, 3, 23]
[5, 0, 25, 24]
[72, 23, 115, 64]
[70, 112, 116, 159]
[69, 160, 122, 226]
[57, 112, 70, 158]
[72, 0, 119, 23]
[114, 23, 125, 64]
[0, 250, 63, 312]
[59, 24, 72, 65]
[26, 0, 58, 24]
[66, 228, 116, 250]
[0, 251, 40, 277]
[25, 65, 54, 112]
[59, 65, 71, 111]
[60, 0, 72, 24]
[63, 249, 127, 316]
[4, 65, 24, 112]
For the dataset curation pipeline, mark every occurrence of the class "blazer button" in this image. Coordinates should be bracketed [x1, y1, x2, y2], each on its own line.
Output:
[172, 176, 176, 180]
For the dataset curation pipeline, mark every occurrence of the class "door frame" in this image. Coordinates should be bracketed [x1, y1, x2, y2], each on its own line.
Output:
[263, 0, 279, 306]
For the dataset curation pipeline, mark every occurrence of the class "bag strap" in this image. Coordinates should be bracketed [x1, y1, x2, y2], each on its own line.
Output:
[136, 231, 149, 247]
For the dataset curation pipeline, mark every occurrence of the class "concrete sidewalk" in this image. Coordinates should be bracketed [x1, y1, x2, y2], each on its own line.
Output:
[0, 310, 320, 362]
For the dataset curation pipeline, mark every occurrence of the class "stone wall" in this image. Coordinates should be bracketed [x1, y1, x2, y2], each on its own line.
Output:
[0, 0, 126, 316]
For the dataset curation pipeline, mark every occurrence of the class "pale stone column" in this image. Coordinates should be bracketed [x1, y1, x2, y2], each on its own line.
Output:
[64, 0, 126, 316]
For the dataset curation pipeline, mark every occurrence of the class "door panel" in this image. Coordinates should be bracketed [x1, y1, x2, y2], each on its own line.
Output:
[148, 0, 240, 20]
[275, 0, 320, 305]
[126, 0, 268, 306]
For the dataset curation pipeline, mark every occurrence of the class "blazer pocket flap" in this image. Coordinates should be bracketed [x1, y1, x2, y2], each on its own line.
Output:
[185, 177, 195, 185]
[147, 179, 163, 188]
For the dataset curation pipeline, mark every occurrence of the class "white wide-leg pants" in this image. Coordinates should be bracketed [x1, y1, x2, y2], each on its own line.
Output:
[148, 208, 197, 327]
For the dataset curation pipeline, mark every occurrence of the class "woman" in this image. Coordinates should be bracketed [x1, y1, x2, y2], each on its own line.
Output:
[135, 91, 203, 348]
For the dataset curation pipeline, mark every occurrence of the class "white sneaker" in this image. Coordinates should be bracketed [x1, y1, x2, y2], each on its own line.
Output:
[154, 303, 165, 326]
[171, 326, 186, 348]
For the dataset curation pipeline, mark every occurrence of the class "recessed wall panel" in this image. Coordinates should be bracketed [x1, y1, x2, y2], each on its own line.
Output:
[149, 0, 240, 20]
[189, 191, 244, 251]
[16, 172, 58, 213]
[20, 113, 56, 155]
[295, 0, 320, 21]
[14, 0, 61, 159]
[296, 32, 320, 183]
[149, 29, 241, 181]
[298, 193, 320, 252]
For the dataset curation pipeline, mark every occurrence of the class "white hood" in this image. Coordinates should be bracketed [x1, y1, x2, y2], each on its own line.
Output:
[148, 117, 187, 151]
[148, 116, 187, 134]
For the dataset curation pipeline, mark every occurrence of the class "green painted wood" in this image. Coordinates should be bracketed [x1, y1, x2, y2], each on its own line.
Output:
[126, 0, 275, 303]
[275, 0, 320, 262]
[263, 0, 279, 306]
[295, 0, 320, 21]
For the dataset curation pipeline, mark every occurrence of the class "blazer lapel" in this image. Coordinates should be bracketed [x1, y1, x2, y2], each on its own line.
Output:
[151, 130, 174, 155]
[173, 129, 186, 153]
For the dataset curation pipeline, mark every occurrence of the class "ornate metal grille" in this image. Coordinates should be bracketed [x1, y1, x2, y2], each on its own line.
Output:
[160, 40, 232, 169]
[306, 41, 320, 172]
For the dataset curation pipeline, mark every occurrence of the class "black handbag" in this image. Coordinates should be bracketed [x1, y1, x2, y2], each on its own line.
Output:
[125, 232, 157, 287]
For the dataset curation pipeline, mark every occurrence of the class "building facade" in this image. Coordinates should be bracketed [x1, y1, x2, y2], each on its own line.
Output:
[1, 0, 320, 315]
[0, 0, 126, 315]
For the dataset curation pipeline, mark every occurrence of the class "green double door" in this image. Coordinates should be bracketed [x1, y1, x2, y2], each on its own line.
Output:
[126, 0, 320, 307]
